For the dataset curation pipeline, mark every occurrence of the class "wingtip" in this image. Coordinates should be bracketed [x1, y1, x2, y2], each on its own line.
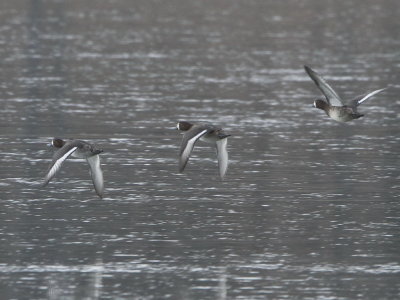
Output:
[94, 185, 104, 198]
[219, 166, 228, 179]
[304, 65, 314, 78]
[42, 179, 50, 188]
[304, 65, 317, 77]
[179, 154, 191, 173]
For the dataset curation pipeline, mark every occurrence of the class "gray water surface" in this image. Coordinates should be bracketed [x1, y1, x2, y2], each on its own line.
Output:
[1, 0, 400, 299]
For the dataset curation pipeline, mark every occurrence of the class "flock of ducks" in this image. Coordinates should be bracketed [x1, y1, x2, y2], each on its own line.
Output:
[42, 66, 387, 198]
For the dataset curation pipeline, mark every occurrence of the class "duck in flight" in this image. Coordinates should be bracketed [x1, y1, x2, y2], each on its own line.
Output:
[304, 65, 386, 122]
[176, 121, 230, 179]
[42, 138, 104, 198]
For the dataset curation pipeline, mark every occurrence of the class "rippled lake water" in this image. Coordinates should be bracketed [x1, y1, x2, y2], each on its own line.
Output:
[0, 0, 399, 299]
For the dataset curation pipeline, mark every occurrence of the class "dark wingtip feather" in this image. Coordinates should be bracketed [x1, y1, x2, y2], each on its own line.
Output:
[178, 163, 186, 173]
[304, 65, 315, 77]
[42, 181, 49, 188]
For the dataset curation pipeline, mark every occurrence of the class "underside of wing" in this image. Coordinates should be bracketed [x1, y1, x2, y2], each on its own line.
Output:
[86, 155, 104, 198]
[179, 128, 209, 172]
[216, 138, 229, 179]
[304, 65, 343, 107]
[43, 146, 78, 186]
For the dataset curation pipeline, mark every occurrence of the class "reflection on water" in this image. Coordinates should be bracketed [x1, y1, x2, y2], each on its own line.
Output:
[0, 0, 399, 299]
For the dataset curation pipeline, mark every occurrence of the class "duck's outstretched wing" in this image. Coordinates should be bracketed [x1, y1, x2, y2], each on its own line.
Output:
[349, 88, 387, 107]
[86, 154, 104, 198]
[43, 144, 78, 186]
[179, 127, 209, 172]
[216, 138, 229, 179]
[304, 65, 343, 106]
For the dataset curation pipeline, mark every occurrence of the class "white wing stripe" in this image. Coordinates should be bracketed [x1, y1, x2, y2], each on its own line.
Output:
[357, 88, 386, 105]
[44, 146, 77, 183]
[182, 130, 208, 161]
